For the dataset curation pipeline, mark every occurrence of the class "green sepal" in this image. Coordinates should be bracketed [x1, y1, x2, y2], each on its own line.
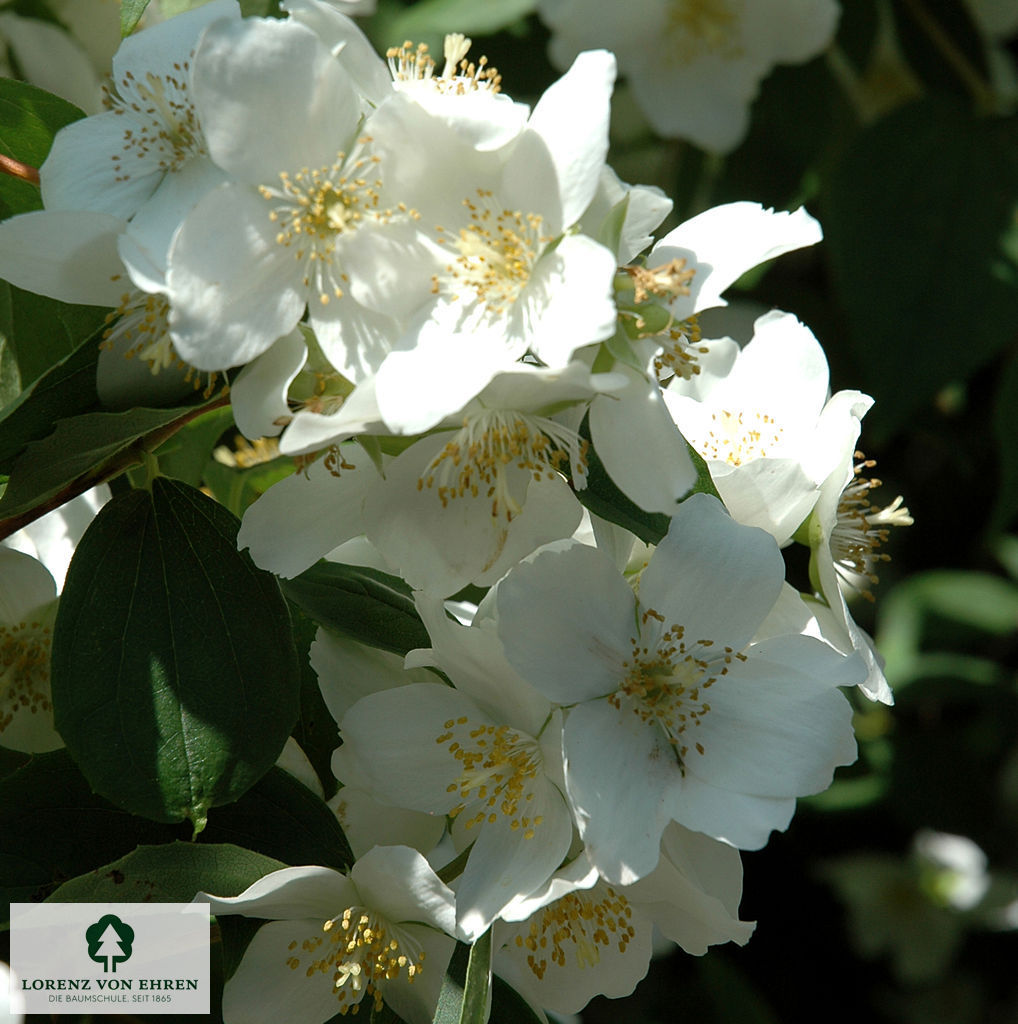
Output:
[120, 0, 153, 36]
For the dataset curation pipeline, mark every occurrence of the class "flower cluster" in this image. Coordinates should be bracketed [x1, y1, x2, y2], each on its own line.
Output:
[0, 2, 913, 1020]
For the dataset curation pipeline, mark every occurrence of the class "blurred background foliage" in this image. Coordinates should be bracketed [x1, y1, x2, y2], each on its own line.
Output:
[2, 0, 1017, 1021]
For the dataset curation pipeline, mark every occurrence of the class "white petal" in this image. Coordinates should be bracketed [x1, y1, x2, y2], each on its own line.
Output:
[231, 329, 308, 440]
[167, 184, 305, 369]
[222, 918, 355, 1024]
[523, 50, 616, 228]
[237, 450, 374, 578]
[350, 845, 456, 934]
[0, 210, 126, 306]
[0, 548, 57, 623]
[589, 371, 698, 514]
[199, 865, 353, 920]
[193, 16, 360, 183]
[640, 493, 784, 650]
[495, 540, 634, 703]
[312, 629, 433, 724]
[524, 233, 618, 366]
[651, 203, 822, 317]
[563, 700, 680, 884]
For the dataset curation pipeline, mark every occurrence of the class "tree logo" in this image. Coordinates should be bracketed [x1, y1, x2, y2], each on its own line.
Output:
[85, 914, 135, 973]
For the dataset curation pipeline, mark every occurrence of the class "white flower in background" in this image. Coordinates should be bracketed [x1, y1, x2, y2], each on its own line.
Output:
[494, 824, 753, 1014]
[801, 389, 911, 704]
[1, 486, 109, 752]
[663, 310, 867, 545]
[335, 593, 574, 939]
[538, 0, 840, 152]
[167, 15, 428, 375]
[40, 1, 238, 227]
[495, 492, 861, 883]
[198, 847, 456, 1024]
[372, 49, 620, 433]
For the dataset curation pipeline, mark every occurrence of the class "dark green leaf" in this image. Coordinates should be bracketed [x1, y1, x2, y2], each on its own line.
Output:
[824, 99, 1018, 438]
[202, 767, 353, 873]
[0, 749, 184, 910]
[48, 841, 285, 902]
[280, 561, 431, 658]
[0, 327, 100, 473]
[289, 604, 341, 800]
[490, 975, 544, 1024]
[0, 78, 83, 218]
[120, 0, 153, 36]
[0, 280, 108, 397]
[51, 478, 300, 832]
[0, 753, 349, 913]
[0, 398, 221, 524]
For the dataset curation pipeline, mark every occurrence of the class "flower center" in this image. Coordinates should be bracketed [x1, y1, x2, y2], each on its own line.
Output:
[612, 609, 745, 768]
[511, 883, 635, 980]
[418, 410, 587, 522]
[435, 190, 549, 317]
[435, 715, 545, 838]
[665, 0, 744, 65]
[102, 289, 222, 397]
[107, 62, 205, 177]
[288, 907, 424, 1016]
[387, 34, 501, 94]
[699, 408, 785, 466]
[831, 454, 912, 600]
[259, 144, 412, 307]
[0, 616, 53, 737]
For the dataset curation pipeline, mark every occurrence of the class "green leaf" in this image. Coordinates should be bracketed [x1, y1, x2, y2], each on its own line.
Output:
[121, 0, 154, 36]
[51, 478, 301, 832]
[203, 767, 353, 873]
[0, 280, 108, 396]
[289, 604, 341, 800]
[280, 561, 431, 658]
[389, 0, 535, 39]
[0, 753, 349, 913]
[0, 78, 83, 218]
[0, 327, 100, 473]
[824, 99, 1018, 439]
[0, 397, 222, 526]
[0, 749, 185, 910]
[48, 841, 285, 902]
[489, 975, 544, 1024]
[433, 932, 492, 1024]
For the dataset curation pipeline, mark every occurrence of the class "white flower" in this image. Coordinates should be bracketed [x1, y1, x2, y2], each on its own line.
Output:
[334, 593, 574, 939]
[198, 848, 456, 1024]
[538, 0, 840, 152]
[663, 310, 864, 544]
[40, 1, 239, 223]
[493, 823, 753, 1014]
[495, 492, 862, 883]
[166, 16, 428, 374]
[372, 50, 620, 433]
[803, 391, 912, 704]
